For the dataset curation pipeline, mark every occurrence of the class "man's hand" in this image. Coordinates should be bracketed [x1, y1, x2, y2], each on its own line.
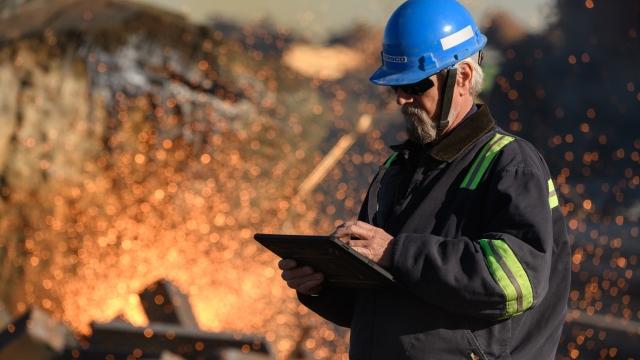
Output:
[278, 259, 324, 295]
[333, 220, 394, 268]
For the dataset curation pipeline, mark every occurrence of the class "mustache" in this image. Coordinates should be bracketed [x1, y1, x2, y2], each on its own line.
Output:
[401, 104, 423, 116]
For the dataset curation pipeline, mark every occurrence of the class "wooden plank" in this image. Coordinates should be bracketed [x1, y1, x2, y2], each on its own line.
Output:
[139, 279, 199, 330]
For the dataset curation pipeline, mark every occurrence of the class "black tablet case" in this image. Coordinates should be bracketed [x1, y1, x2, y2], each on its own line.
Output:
[254, 233, 397, 288]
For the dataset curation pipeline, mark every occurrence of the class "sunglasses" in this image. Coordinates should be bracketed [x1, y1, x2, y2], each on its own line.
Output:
[390, 76, 435, 96]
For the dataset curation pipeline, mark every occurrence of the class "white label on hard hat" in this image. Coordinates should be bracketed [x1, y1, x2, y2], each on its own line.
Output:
[440, 25, 474, 51]
[383, 53, 408, 63]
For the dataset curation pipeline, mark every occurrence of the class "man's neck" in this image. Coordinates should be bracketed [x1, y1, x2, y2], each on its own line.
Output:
[442, 98, 475, 136]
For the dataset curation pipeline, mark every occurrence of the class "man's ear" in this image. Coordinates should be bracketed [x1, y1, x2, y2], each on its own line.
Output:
[456, 61, 473, 95]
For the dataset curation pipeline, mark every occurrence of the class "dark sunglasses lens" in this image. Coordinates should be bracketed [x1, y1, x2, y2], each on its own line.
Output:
[391, 78, 434, 95]
[412, 78, 435, 94]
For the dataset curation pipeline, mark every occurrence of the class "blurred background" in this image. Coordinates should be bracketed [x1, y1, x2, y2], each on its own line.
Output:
[0, 0, 638, 359]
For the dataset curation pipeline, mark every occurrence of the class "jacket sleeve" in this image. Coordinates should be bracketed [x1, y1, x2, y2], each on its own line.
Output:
[390, 141, 556, 320]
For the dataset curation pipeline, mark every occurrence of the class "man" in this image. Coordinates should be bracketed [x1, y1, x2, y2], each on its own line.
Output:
[279, 0, 571, 359]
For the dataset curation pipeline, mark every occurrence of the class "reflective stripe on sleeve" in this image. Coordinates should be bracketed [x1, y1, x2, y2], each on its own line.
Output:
[479, 239, 534, 318]
[461, 133, 515, 190]
[548, 179, 559, 209]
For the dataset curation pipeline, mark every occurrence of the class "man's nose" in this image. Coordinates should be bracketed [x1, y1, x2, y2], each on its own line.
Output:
[396, 89, 414, 106]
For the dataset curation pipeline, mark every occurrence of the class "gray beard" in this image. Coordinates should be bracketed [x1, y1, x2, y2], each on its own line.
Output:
[402, 105, 438, 145]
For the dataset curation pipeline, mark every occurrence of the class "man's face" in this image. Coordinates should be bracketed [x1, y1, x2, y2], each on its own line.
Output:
[395, 72, 458, 145]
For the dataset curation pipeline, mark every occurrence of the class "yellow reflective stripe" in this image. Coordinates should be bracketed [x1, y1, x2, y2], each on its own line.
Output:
[479, 239, 534, 318]
[460, 134, 503, 188]
[491, 240, 534, 313]
[479, 239, 518, 317]
[461, 134, 515, 190]
[548, 179, 559, 209]
[469, 136, 515, 189]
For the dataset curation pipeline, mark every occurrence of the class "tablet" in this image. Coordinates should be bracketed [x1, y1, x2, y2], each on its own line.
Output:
[254, 233, 397, 288]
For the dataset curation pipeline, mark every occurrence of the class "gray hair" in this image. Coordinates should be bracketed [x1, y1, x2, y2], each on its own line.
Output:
[455, 54, 484, 97]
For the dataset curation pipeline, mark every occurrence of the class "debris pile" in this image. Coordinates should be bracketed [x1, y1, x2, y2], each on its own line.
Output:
[0, 279, 273, 359]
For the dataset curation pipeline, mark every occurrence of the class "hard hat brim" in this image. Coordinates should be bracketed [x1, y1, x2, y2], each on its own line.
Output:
[369, 65, 436, 87]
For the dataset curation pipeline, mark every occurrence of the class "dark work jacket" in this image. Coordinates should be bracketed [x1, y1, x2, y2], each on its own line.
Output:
[298, 105, 571, 360]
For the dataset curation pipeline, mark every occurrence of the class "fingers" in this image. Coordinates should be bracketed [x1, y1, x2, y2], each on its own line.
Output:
[333, 220, 358, 239]
[335, 220, 376, 241]
[351, 246, 374, 259]
[286, 272, 324, 290]
[298, 280, 323, 295]
[334, 222, 356, 239]
[281, 265, 314, 281]
[346, 239, 369, 248]
[278, 258, 297, 270]
[349, 222, 376, 240]
[279, 261, 325, 295]
[283, 270, 324, 295]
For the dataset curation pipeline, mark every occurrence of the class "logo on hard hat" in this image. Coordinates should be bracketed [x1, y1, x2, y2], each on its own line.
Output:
[382, 53, 408, 63]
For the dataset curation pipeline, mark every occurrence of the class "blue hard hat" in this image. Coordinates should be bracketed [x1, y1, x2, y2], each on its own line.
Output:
[370, 0, 487, 86]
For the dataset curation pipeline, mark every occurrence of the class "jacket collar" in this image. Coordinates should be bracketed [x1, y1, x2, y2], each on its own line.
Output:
[390, 104, 495, 163]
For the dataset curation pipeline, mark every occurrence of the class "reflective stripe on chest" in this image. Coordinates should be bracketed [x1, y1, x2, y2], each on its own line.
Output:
[460, 133, 515, 190]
